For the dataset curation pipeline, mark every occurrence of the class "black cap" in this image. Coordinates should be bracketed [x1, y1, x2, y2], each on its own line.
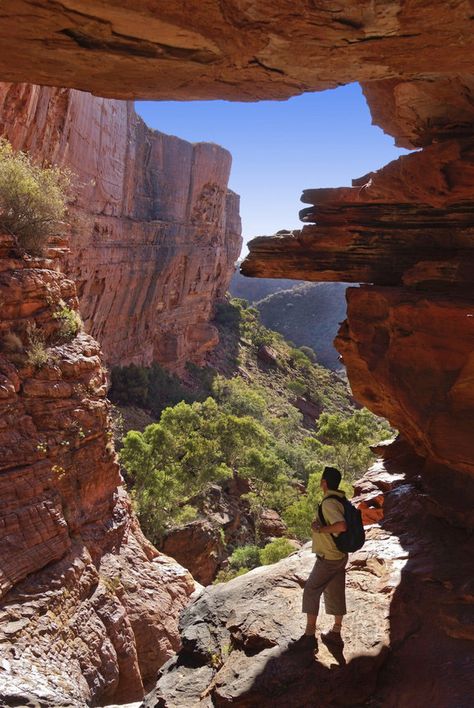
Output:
[322, 466, 342, 490]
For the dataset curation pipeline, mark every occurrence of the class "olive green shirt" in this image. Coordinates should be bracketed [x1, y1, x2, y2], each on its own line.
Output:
[311, 489, 347, 560]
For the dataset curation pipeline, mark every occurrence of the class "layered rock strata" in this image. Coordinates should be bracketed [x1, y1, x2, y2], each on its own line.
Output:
[0, 82, 242, 372]
[243, 136, 474, 509]
[0, 234, 195, 706]
[147, 447, 474, 706]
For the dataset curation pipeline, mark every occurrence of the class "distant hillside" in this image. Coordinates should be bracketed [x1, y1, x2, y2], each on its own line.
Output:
[255, 282, 349, 371]
[229, 267, 304, 302]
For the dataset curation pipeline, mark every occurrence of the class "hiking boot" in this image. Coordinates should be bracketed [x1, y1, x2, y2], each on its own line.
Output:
[289, 634, 318, 652]
[321, 630, 343, 647]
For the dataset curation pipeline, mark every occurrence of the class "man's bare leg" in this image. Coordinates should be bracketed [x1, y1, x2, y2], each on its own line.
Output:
[305, 614, 317, 635]
[332, 615, 343, 633]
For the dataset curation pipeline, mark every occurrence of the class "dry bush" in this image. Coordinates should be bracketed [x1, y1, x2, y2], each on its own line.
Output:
[0, 331, 23, 353]
[0, 139, 71, 256]
[53, 302, 82, 341]
[25, 323, 49, 368]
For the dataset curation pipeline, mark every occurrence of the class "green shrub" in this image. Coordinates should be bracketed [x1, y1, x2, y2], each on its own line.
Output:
[228, 544, 261, 571]
[299, 345, 317, 363]
[120, 398, 269, 543]
[259, 537, 295, 565]
[287, 378, 307, 397]
[214, 566, 250, 584]
[212, 375, 266, 420]
[53, 304, 82, 340]
[213, 299, 242, 327]
[109, 362, 196, 415]
[290, 347, 312, 369]
[313, 409, 393, 482]
[0, 139, 70, 255]
[109, 364, 149, 407]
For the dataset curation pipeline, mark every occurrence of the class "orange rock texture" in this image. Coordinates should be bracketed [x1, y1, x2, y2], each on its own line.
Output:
[0, 234, 195, 705]
[0, 82, 242, 372]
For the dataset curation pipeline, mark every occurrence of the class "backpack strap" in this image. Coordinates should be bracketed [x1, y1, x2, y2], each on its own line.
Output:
[318, 494, 345, 527]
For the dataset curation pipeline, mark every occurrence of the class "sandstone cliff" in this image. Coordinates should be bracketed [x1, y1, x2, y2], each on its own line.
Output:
[0, 82, 242, 372]
[0, 3, 473, 705]
[0, 234, 195, 705]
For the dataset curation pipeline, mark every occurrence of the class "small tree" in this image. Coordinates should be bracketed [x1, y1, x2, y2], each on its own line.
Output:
[120, 398, 273, 544]
[312, 409, 393, 482]
[0, 139, 70, 255]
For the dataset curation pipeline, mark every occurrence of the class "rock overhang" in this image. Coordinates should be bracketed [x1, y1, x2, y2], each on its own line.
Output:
[0, 2, 473, 146]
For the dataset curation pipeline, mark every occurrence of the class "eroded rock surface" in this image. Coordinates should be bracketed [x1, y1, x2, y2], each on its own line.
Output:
[0, 82, 242, 372]
[0, 234, 195, 706]
[162, 520, 226, 588]
[162, 480, 288, 586]
[145, 447, 474, 707]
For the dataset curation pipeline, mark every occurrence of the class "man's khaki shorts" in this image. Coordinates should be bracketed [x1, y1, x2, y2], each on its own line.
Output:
[302, 555, 348, 616]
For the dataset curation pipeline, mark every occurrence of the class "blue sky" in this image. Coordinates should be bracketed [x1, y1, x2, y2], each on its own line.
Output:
[136, 84, 408, 255]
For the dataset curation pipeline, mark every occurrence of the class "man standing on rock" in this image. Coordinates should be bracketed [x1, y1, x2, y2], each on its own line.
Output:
[298, 466, 348, 650]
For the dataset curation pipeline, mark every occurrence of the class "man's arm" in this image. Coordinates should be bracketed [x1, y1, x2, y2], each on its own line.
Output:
[311, 519, 347, 534]
[312, 498, 347, 535]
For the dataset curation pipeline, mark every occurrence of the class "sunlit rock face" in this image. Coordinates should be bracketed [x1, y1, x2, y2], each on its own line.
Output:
[0, 235, 195, 705]
[0, 82, 242, 372]
[0, 3, 473, 120]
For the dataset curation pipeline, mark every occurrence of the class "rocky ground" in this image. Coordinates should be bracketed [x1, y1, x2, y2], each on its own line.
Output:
[144, 441, 474, 707]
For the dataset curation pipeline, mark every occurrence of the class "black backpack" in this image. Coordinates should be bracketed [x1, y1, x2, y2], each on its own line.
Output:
[318, 495, 365, 553]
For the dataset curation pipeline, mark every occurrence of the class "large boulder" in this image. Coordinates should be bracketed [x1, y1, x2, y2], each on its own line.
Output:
[162, 520, 226, 587]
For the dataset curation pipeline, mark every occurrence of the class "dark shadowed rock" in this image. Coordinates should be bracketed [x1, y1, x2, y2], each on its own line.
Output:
[257, 345, 279, 366]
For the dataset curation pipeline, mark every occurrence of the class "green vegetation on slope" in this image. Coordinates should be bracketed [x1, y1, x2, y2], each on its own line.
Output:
[115, 297, 393, 577]
[255, 282, 349, 371]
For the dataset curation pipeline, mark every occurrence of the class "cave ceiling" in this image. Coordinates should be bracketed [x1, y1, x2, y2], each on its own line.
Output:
[0, 1, 473, 145]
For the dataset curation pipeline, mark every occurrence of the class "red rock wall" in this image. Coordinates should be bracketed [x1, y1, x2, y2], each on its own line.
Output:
[0, 234, 195, 705]
[0, 82, 242, 372]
